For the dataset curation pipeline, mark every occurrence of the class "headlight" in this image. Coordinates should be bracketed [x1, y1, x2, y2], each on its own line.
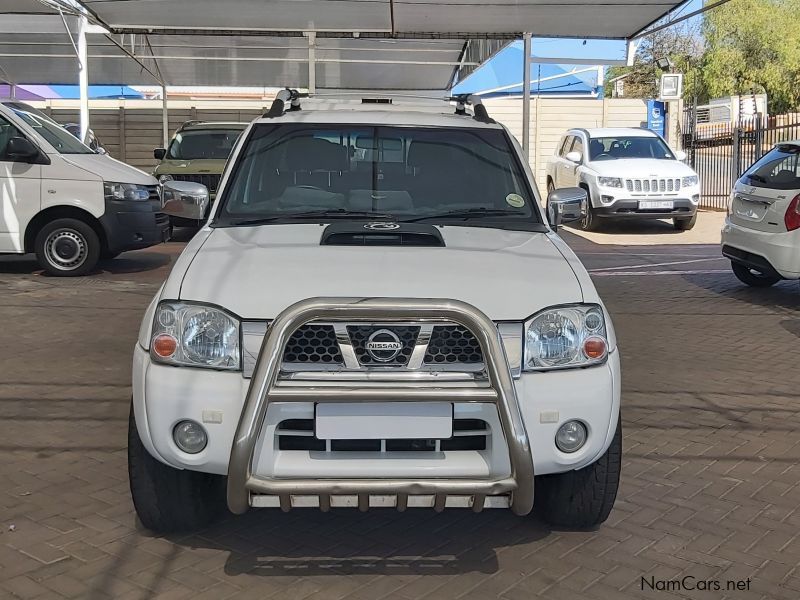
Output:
[597, 176, 622, 188]
[104, 182, 151, 201]
[158, 174, 174, 184]
[524, 304, 608, 371]
[150, 302, 240, 370]
[682, 175, 699, 187]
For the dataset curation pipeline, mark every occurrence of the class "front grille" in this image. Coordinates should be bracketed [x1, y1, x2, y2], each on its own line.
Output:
[348, 325, 419, 366]
[277, 418, 489, 452]
[283, 325, 343, 365]
[626, 178, 681, 193]
[424, 326, 483, 364]
[173, 173, 222, 193]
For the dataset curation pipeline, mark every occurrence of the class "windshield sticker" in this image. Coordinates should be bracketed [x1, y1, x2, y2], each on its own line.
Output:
[505, 193, 526, 208]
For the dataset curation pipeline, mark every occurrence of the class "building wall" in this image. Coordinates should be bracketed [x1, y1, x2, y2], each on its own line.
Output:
[39, 98, 649, 193]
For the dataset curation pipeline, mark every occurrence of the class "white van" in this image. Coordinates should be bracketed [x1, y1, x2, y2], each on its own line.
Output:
[0, 100, 170, 276]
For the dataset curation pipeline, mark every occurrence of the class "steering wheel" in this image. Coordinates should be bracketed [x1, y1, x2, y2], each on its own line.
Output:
[594, 153, 612, 160]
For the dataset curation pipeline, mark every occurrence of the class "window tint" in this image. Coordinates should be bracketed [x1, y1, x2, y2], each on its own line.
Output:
[742, 144, 800, 190]
[9, 108, 93, 154]
[167, 129, 243, 160]
[588, 136, 674, 161]
[217, 124, 539, 225]
[0, 115, 24, 161]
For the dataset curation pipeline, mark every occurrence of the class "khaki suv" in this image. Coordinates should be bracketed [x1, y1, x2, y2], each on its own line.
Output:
[153, 121, 247, 224]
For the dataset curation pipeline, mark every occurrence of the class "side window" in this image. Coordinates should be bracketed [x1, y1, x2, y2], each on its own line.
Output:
[558, 136, 573, 157]
[570, 136, 585, 159]
[0, 115, 24, 162]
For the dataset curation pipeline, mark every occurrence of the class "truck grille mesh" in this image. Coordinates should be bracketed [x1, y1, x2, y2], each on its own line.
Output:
[172, 173, 222, 193]
[283, 325, 343, 364]
[423, 326, 483, 364]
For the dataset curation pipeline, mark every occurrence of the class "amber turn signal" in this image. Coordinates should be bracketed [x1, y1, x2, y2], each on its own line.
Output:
[152, 334, 178, 357]
[583, 336, 607, 360]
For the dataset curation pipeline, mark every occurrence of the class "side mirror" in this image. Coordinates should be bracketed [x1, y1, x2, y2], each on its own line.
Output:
[154, 148, 166, 160]
[6, 136, 40, 161]
[161, 181, 210, 221]
[547, 187, 588, 230]
[96, 146, 108, 155]
[674, 150, 687, 161]
[565, 151, 582, 164]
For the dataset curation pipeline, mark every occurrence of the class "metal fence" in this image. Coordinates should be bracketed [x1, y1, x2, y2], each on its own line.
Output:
[682, 107, 800, 210]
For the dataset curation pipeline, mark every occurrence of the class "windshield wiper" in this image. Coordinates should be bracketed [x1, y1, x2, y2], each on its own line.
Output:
[226, 209, 396, 226]
[403, 208, 524, 223]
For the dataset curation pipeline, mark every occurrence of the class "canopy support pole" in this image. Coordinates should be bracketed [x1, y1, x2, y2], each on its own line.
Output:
[521, 33, 531, 159]
[78, 16, 90, 144]
[305, 32, 317, 94]
[161, 87, 169, 148]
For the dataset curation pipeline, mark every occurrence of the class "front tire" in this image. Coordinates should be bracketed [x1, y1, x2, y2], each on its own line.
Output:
[128, 405, 227, 533]
[731, 261, 780, 287]
[579, 194, 600, 232]
[34, 218, 100, 277]
[673, 214, 697, 231]
[534, 417, 621, 528]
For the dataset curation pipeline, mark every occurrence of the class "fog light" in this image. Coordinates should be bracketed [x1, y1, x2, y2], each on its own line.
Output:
[173, 420, 207, 454]
[555, 420, 587, 453]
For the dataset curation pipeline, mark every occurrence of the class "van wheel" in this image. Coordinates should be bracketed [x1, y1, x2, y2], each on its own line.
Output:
[34, 218, 100, 276]
[731, 262, 780, 287]
[534, 417, 621, 528]
[673, 214, 697, 231]
[128, 404, 227, 533]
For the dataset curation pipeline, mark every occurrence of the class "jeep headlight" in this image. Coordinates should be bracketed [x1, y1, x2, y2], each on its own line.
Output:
[682, 175, 699, 187]
[150, 302, 240, 370]
[597, 176, 623, 188]
[104, 182, 151, 201]
[524, 304, 608, 370]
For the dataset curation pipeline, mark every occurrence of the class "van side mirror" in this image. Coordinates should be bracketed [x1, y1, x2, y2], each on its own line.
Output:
[161, 181, 210, 221]
[6, 136, 45, 163]
[547, 187, 587, 230]
[154, 148, 166, 160]
[565, 151, 582, 164]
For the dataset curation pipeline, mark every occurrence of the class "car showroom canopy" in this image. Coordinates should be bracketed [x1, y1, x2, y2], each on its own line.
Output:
[0, 0, 699, 91]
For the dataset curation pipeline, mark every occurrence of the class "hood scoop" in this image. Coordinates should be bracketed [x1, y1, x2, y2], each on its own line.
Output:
[320, 222, 445, 247]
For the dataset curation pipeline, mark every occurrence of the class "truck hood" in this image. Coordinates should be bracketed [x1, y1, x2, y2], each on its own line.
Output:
[154, 159, 226, 174]
[589, 158, 696, 178]
[178, 224, 583, 320]
[61, 153, 156, 185]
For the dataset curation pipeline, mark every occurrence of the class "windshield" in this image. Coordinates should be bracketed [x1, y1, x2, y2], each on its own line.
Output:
[167, 129, 243, 160]
[215, 124, 540, 228]
[741, 144, 800, 190]
[588, 136, 675, 161]
[8, 107, 94, 154]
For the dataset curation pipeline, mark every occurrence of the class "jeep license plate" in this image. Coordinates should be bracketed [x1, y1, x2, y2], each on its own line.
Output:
[638, 200, 674, 210]
[315, 402, 452, 440]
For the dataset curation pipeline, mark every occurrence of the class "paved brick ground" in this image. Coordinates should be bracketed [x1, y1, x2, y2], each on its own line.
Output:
[1, 218, 799, 600]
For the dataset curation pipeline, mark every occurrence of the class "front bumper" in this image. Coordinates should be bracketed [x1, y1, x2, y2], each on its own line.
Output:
[593, 198, 697, 219]
[133, 301, 620, 513]
[721, 218, 800, 279]
[99, 199, 171, 253]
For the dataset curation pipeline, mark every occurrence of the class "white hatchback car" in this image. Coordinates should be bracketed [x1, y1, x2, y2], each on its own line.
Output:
[546, 127, 701, 231]
[130, 93, 622, 533]
[722, 141, 800, 286]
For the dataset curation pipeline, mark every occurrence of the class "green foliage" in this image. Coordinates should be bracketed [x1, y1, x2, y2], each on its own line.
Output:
[701, 0, 800, 112]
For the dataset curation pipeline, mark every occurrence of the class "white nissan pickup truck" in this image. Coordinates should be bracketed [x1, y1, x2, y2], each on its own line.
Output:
[130, 92, 622, 532]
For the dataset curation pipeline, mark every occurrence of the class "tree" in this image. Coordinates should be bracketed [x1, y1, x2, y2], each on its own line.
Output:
[701, 0, 800, 113]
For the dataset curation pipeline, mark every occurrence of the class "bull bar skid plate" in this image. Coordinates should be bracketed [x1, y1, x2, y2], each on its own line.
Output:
[226, 297, 534, 515]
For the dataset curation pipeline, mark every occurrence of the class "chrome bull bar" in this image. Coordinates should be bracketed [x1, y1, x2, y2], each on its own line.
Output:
[227, 297, 534, 516]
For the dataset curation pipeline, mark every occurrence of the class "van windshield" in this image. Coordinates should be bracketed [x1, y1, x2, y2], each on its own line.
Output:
[9, 107, 94, 154]
[167, 129, 243, 160]
[741, 144, 800, 190]
[588, 136, 675, 161]
[214, 124, 541, 229]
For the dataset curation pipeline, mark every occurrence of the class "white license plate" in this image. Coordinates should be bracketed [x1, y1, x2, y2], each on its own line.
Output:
[638, 200, 674, 210]
[315, 402, 452, 440]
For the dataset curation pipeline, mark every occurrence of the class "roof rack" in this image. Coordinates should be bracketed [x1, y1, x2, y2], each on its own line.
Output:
[262, 89, 495, 124]
[177, 120, 203, 131]
[263, 88, 308, 118]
